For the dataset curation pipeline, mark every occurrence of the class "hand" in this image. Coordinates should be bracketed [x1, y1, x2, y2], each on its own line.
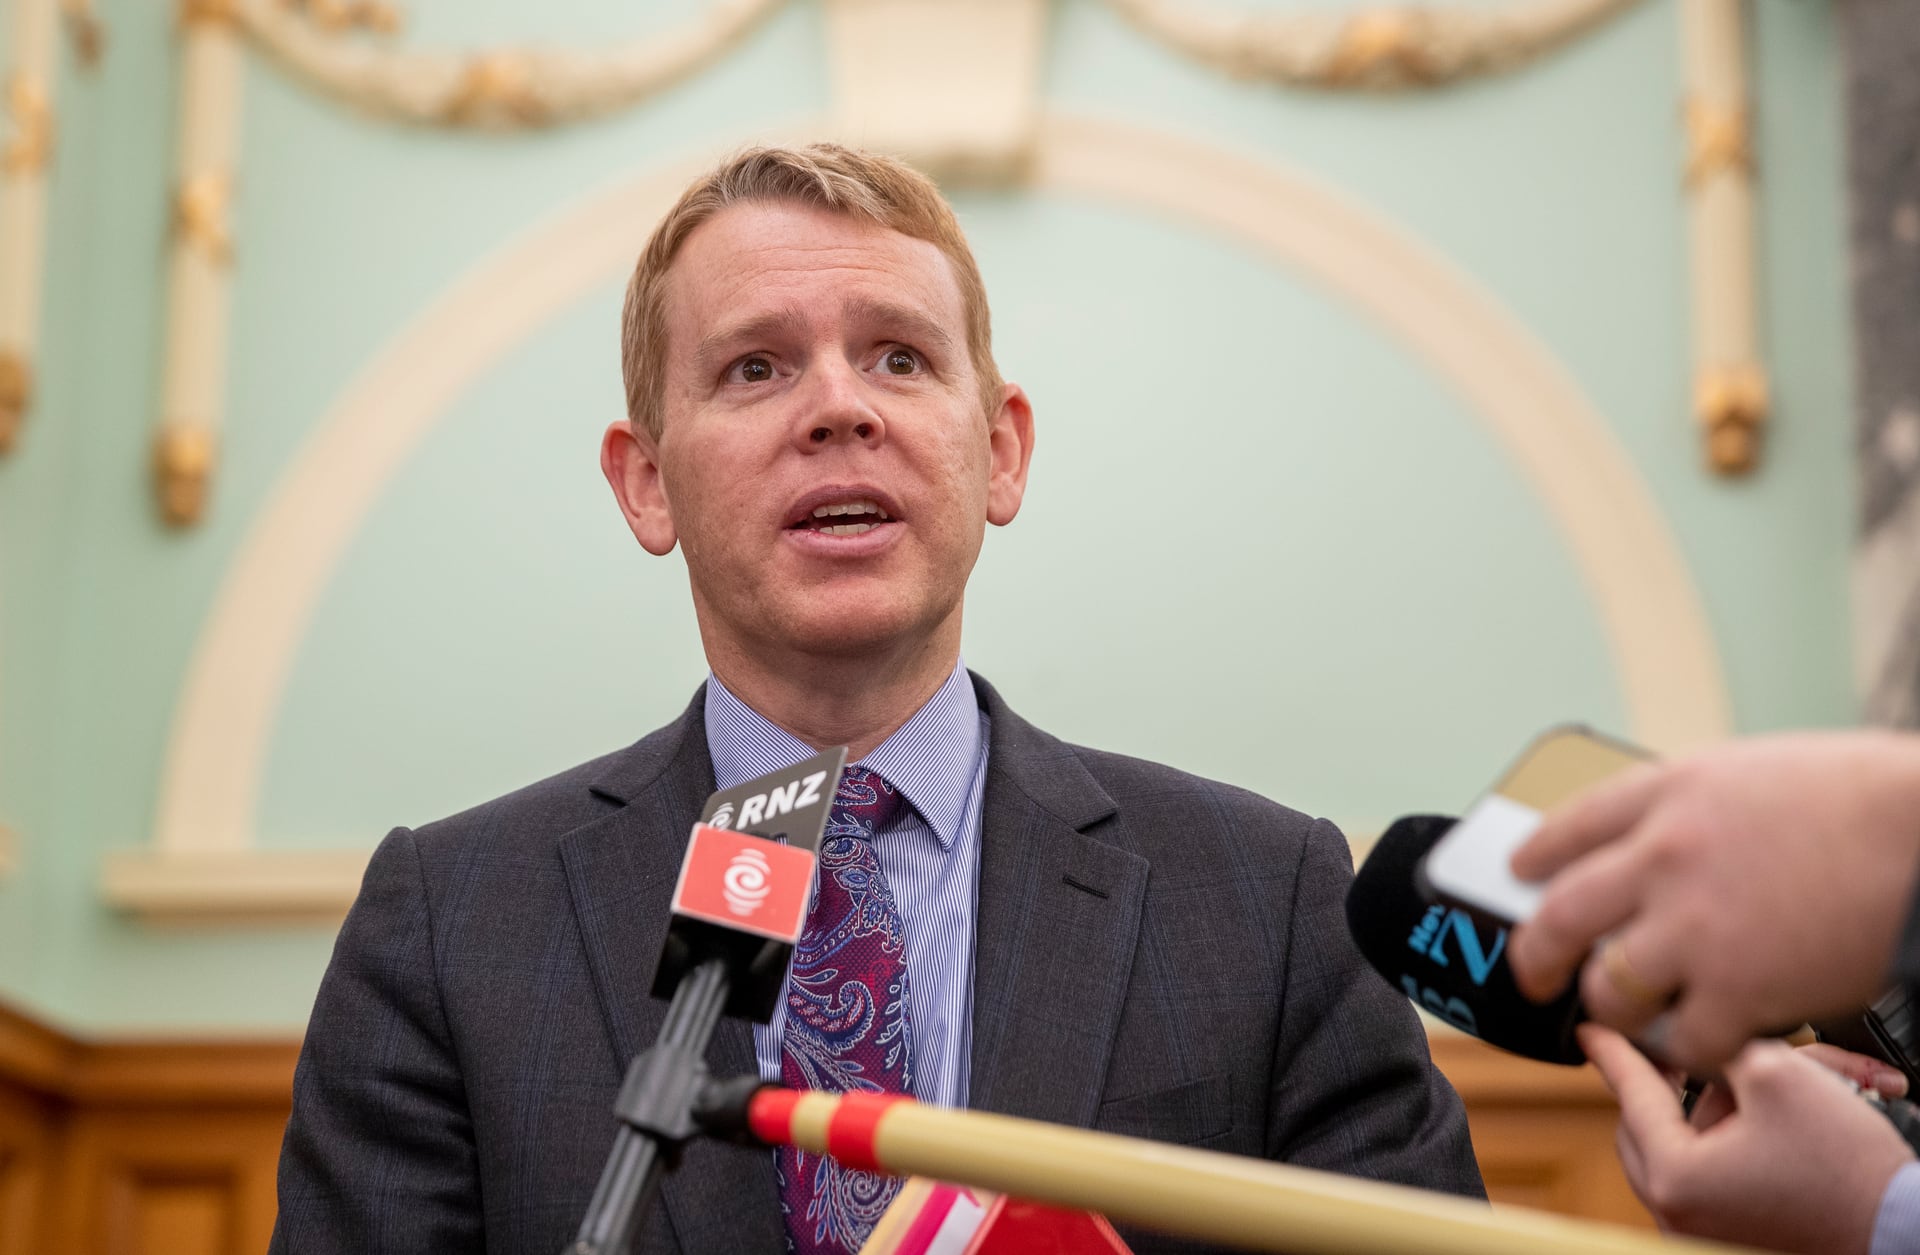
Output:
[1582, 1025, 1914, 1255]
[1506, 731, 1920, 1072]
[1684, 1043, 1909, 1130]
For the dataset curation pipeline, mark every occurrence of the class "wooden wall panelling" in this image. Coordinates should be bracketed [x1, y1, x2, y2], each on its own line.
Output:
[59, 1107, 286, 1255]
[0, 1000, 1652, 1250]
[0, 1002, 297, 1255]
[0, 1083, 54, 1252]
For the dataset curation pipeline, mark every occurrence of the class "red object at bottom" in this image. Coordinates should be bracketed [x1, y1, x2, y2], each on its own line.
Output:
[963, 1198, 1133, 1255]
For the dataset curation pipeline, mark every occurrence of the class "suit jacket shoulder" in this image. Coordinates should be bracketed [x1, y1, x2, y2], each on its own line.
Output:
[969, 675, 1484, 1216]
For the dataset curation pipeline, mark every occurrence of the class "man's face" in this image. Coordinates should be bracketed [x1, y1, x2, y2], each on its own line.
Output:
[605, 201, 1032, 668]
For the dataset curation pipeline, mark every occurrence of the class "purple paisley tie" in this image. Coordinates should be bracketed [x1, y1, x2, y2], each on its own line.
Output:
[776, 765, 915, 1255]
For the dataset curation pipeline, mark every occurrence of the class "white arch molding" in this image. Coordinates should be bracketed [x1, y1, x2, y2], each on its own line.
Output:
[103, 114, 1733, 919]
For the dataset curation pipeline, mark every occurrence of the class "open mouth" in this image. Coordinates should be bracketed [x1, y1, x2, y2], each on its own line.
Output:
[788, 499, 894, 537]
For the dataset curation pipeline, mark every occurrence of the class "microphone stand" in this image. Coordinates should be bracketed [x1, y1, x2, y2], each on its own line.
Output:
[566, 958, 731, 1255]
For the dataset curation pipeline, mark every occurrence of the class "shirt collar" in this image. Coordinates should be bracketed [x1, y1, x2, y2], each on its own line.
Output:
[703, 661, 981, 852]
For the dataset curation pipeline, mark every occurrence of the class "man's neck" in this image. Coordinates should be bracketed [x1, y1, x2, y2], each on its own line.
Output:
[705, 632, 961, 762]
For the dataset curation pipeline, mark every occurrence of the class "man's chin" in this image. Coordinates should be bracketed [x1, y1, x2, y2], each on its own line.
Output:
[766, 600, 960, 663]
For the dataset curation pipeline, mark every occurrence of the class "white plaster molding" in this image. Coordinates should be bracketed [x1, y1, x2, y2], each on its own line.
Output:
[102, 848, 368, 922]
[1101, 0, 1643, 90]
[1680, 0, 1766, 475]
[0, 0, 60, 455]
[153, 3, 247, 527]
[824, 0, 1049, 184]
[114, 114, 1730, 922]
[141, 141, 749, 868]
[234, 0, 788, 130]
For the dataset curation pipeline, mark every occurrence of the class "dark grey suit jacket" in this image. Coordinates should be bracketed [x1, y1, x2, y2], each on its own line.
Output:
[271, 675, 1483, 1254]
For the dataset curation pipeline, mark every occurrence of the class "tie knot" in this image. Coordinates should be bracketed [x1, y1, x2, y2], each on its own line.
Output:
[831, 765, 909, 837]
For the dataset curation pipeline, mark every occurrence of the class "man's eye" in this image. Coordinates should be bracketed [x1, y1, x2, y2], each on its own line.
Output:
[730, 356, 774, 384]
[883, 348, 919, 376]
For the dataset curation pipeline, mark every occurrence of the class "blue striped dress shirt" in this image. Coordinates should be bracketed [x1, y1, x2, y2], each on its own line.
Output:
[703, 661, 989, 1109]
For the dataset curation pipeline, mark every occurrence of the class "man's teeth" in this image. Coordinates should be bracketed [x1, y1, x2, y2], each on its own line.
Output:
[804, 499, 890, 536]
[810, 500, 890, 520]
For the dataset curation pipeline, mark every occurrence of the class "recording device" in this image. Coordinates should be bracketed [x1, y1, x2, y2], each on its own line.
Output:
[652, 745, 846, 1021]
[1347, 814, 1587, 1065]
[572, 749, 847, 1255]
[1420, 725, 1651, 925]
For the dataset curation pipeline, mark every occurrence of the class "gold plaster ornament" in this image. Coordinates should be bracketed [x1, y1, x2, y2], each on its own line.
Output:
[175, 172, 233, 265]
[1324, 11, 1439, 88]
[1695, 362, 1768, 476]
[2, 78, 52, 175]
[0, 350, 30, 455]
[179, 0, 236, 28]
[231, 0, 793, 130]
[1103, 0, 1641, 91]
[1684, 99, 1753, 189]
[62, 0, 104, 67]
[443, 52, 545, 128]
[154, 423, 218, 526]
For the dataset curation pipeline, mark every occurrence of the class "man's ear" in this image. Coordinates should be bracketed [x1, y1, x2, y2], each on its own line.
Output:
[985, 382, 1035, 527]
[601, 419, 678, 555]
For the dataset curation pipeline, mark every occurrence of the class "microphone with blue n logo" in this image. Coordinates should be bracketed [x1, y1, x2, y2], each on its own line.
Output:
[1346, 815, 1587, 1065]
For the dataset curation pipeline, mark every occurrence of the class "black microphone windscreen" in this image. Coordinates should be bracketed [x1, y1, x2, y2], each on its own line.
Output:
[1347, 815, 1587, 1066]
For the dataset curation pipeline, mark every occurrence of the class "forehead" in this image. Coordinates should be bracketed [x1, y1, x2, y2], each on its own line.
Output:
[661, 201, 967, 348]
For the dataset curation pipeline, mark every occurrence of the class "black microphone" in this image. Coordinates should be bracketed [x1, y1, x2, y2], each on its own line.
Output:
[1346, 814, 1587, 1065]
[570, 747, 847, 1255]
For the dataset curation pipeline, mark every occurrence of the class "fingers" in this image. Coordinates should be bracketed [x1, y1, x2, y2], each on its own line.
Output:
[1579, 925, 1686, 1043]
[1580, 1023, 1694, 1166]
[1621, 995, 1755, 1078]
[1686, 1080, 1735, 1130]
[1510, 835, 1652, 1002]
[1510, 761, 1666, 881]
[1797, 1042, 1910, 1098]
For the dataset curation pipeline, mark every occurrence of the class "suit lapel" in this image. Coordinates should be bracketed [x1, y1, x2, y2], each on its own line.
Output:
[967, 678, 1147, 1129]
[557, 689, 780, 1254]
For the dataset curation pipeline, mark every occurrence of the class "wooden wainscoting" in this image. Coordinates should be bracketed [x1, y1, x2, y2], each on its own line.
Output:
[1429, 1033, 1653, 1228]
[0, 1001, 1646, 1253]
[0, 1002, 298, 1255]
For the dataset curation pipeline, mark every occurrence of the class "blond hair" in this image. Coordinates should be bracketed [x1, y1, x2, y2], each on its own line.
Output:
[620, 143, 1003, 440]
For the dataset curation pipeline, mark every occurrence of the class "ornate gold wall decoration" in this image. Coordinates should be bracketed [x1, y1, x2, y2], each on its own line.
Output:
[1695, 362, 1767, 475]
[288, 0, 402, 37]
[1683, 100, 1752, 188]
[0, 350, 29, 456]
[154, 0, 245, 525]
[62, 0, 105, 66]
[1099, 0, 1643, 91]
[174, 172, 233, 265]
[231, 0, 788, 131]
[441, 53, 546, 129]
[179, 0, 237, 27]
[0, 0, 58, 459]
[154, 423, 217, 527]
[1681, 0, 1765, 477]
[3, 80, 53, 175]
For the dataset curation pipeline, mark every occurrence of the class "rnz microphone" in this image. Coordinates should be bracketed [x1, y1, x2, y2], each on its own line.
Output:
[1346, 815, 1586, 1065]
[653, 745, 847, 1021]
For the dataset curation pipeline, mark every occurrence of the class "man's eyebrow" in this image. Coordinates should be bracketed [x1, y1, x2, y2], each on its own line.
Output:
[692, 307, 811, 367]
[844, 297, 956, 354]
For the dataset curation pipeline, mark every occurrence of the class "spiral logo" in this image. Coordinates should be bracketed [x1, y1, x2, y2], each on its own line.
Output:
[721, 847, 772, 917]
[709, 802, 736, 830]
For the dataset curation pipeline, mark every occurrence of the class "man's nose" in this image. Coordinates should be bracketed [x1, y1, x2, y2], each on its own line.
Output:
[793, 358, 885, 449]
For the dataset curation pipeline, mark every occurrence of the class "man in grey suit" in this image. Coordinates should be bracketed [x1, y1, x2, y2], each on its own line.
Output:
[271, 143, 1483, 1255]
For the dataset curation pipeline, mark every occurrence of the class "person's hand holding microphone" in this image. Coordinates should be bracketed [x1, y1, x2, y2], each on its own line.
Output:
[1505, 731, 1920, 1074]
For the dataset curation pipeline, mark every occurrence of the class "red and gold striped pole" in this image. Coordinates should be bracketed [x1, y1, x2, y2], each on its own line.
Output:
[742, 1088, 1754, 1255]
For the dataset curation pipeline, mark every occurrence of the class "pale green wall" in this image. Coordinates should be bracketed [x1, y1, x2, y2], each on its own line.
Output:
[0, 0, 1853, 1032]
